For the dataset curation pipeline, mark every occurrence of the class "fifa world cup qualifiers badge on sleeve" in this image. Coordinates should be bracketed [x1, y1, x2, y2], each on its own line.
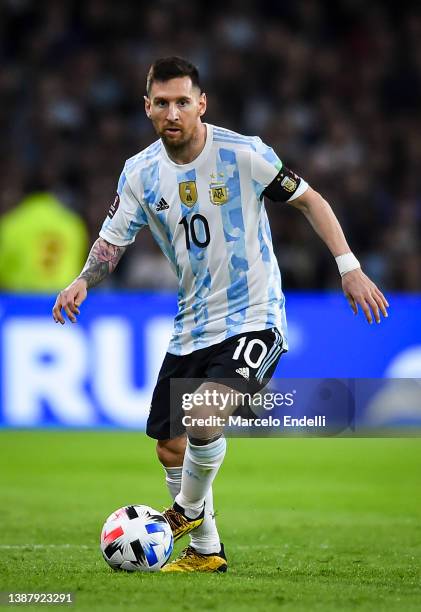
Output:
[107, 194, 120, 219]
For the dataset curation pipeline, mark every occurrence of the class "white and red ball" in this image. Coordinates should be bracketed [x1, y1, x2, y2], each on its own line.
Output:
[100, 505, 173, 572]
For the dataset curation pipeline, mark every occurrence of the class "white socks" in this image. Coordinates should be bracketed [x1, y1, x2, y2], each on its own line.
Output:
[175, 437, 226, 517]
[164, 466, 184, 500]
[164, 436, 226, 555]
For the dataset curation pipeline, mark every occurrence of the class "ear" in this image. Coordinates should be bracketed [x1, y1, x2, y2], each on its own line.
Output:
[144, 95, 151, 119]
[198, 92, 207, 117]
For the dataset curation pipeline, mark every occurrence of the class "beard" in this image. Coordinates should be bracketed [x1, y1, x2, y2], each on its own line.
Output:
[153, 120, 205, 162]
[161, 134, 186, 149]
[160, 129, 191, 150]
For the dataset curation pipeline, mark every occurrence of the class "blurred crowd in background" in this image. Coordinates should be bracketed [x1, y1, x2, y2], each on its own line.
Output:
[0, 0, 420, 292]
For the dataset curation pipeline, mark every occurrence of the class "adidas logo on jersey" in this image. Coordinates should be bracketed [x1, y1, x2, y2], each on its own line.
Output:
[156, 197, 169, 212]
[235, 367, 250, 381]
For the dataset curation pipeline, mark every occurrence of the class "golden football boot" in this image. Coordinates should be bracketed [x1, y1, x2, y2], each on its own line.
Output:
[161, 544, 227, 573]
[163, 502, 204, 542]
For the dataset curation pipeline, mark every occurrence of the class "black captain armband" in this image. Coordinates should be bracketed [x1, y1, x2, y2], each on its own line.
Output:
[263, 166, 302, 202]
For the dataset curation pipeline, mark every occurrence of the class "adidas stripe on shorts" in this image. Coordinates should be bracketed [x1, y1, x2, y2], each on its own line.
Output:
[146, 327, 286, 440]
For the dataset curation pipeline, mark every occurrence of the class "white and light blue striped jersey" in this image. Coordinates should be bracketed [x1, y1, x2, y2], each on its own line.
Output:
[99, 123, 308, 355]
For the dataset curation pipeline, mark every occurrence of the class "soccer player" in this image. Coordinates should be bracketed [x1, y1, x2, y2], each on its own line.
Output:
[52, 57, 389, 573]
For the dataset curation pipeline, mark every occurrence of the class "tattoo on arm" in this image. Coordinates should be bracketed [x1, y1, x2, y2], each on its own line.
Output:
[78, 238, 126, 288]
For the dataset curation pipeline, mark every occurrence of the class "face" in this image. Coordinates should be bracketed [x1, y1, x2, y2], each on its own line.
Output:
[144, 76, 206, 149]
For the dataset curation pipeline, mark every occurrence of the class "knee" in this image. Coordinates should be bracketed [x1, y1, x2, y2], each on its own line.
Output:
[156, 435, 186, 467]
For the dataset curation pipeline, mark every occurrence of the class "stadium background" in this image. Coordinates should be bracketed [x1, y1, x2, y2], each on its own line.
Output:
[0, 0, 420, 427]
[1, 0, 420, 291]
[0, 2, 420, 610]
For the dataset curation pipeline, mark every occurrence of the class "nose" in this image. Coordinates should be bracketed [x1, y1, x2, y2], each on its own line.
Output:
[166, 102, 180, 122]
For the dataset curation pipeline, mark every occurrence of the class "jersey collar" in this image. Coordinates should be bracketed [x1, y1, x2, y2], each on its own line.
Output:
[161, 123, 213, 170]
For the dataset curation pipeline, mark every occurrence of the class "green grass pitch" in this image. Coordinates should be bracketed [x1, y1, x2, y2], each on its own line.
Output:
[0, 432, 420, 611]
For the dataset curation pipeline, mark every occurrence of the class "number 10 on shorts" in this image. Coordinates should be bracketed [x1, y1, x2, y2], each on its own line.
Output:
[232, 336, 268, 369]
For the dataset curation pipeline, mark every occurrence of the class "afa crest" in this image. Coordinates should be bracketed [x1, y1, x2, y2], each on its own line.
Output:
[280, 176, 297, 193]
[209, 185, 229, 205]
[209, 171, 229, 205]
[179, 181, 198, 207]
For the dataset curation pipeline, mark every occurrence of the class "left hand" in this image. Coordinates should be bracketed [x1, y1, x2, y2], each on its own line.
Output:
[342, 269, 389, 324]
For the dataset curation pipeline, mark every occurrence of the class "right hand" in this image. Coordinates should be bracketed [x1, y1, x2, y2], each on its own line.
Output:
[342, 268, 389, 324]
[52, 278, 88, 324]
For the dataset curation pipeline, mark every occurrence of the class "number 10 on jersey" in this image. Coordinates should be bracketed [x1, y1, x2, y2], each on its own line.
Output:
[179, 214, 210, 250]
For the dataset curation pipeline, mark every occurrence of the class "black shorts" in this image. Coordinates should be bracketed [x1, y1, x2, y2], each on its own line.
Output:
[146, 327, 286, 440]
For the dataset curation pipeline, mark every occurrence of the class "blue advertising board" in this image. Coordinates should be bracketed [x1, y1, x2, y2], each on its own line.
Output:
[0, 292, 420, 429]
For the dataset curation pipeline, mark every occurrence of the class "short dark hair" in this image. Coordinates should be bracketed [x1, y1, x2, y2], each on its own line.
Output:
[146, 56, 201, 96]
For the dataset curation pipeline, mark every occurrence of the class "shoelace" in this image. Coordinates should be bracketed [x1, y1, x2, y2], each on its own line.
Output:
[180, 546, 207, 560]
[163, 507, 189, 532]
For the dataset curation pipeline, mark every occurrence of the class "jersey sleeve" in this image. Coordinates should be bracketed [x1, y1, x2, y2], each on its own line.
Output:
[250, 137, 308, 202]
[99, 166, 148, 246]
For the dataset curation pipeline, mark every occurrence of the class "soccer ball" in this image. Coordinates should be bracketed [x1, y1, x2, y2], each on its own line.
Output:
[100, 505, 173, 572]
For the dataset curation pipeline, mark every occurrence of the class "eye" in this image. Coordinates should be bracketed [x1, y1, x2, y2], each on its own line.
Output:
[178, 99, 189, 107]
[155, 100, 167, 108]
